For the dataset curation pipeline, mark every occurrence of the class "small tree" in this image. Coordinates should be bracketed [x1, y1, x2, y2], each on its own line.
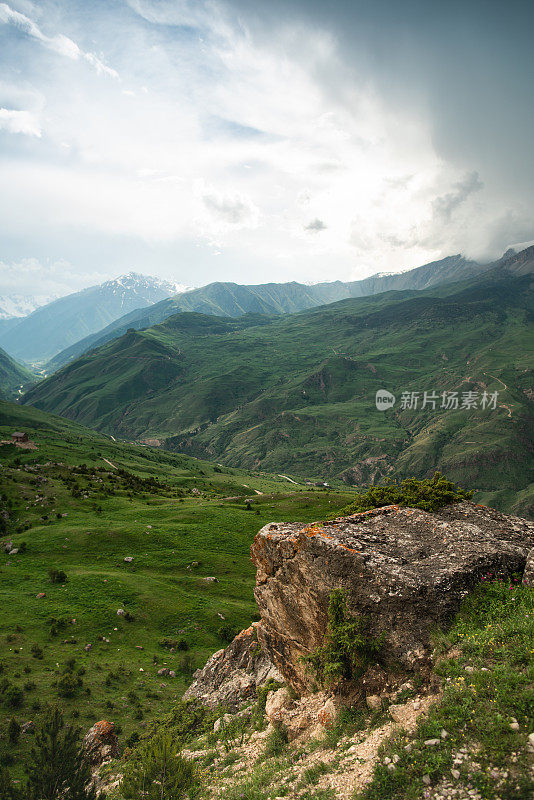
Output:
[25, 707, 98, 800]
[121, 730, 198, 800]
[0, 766, 20, 800]
[8, 717, 20, 744]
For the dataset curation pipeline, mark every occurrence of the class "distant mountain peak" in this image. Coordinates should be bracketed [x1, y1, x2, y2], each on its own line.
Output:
[102, 272, 191, 296]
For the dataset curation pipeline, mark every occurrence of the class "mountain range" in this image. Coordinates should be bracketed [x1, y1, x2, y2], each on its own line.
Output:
[0, 273, 183, 364]
[46, 253, 493, 372]
[24, 249, 534, 517]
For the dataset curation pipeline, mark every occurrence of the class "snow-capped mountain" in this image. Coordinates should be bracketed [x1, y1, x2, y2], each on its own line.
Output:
[0, 294, 58, 320]
[0, 272, 187, 364]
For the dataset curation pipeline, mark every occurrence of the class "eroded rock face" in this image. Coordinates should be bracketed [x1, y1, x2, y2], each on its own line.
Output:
[251, 502, 534, 691]
[183, 623, 282, 710]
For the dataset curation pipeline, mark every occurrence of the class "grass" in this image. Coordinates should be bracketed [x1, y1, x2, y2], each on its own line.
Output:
[23, 273, 534, 517]
[353, 576, 534, 800]
[0, 400, 356, 780]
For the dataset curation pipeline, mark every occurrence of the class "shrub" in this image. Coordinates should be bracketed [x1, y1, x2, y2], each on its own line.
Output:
[57, 672, 81, 699]
[121, 730, 198, 800]
[8, 718, 20, 745]
[48, 568, 68, 584]
[338, 473, 473, 515]
[26, 707, 97, 800]
[217, 624, 238, 644]
[262, 723, 288, 759]
[302, 590, 383, 687]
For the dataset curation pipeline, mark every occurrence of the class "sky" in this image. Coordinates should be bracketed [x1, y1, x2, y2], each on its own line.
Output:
[0, 0, 533, 299]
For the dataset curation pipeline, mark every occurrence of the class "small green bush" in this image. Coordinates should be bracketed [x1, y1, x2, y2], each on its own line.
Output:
[121, 730, 198, 800]
[302, 590, 383, 687]
[338, 473, 473, 515]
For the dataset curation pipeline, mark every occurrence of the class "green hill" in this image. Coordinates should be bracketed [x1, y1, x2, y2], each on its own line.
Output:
[24, 271, 534, 516]
[47, 253, 488, 372]
[0, 346, 35, 399]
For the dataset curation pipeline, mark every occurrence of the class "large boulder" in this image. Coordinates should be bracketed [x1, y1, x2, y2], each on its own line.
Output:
[183, 623, 282, 710]
[82, 720, 120, 766]
[251, 502, 534, 691]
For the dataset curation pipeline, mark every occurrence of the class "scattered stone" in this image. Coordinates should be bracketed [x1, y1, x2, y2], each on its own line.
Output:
[366, 695, 382, 711]
[441, 729, 449, 739]
[203, 576, 219, 583]
[465, 666, 474, 673]
[422, 775, 431, 786]
[424, 738, 441, 746]
[265, 688, 294, 724]
[451, 769, 461, 779]
[317, 697, 339, 729]
[123, 557, 134, 563]
[510, 722, 520, 731]
[21, 721, 35, 734]
[117, 609, 126, 616]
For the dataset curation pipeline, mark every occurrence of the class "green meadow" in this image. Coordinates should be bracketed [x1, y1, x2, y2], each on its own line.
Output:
[0, 400, 355, 775]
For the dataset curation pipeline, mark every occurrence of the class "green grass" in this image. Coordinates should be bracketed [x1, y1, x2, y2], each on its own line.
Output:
[24, 273, 534, 517]
[0, 400, 356, 779]
[354, 577, 534, 800]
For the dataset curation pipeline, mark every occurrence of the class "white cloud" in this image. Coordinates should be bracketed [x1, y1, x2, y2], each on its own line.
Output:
[0, 0, 531, 294]
[0, 107, 41, 136]
[0, 2, 119, 78]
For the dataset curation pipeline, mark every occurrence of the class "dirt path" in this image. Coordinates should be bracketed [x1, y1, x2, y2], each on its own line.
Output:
[102, 458, 117, 469]
[278, 474, 298, 484]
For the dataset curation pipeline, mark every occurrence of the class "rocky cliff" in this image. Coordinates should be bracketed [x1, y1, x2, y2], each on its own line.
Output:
[251, 502, 534, 692]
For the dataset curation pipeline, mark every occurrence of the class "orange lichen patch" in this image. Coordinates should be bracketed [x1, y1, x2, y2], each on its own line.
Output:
[93, 720, 115, 738]
[236, 625, 255, 639]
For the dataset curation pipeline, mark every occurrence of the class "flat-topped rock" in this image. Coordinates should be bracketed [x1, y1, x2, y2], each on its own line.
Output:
[251, 501, 534, 691]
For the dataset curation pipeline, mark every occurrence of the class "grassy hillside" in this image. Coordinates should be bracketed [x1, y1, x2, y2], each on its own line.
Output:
[0, 400, 356, 776]
[24, 271, 534, 517]
[46, 253, 486, 372]
[0, 348, 35, 399]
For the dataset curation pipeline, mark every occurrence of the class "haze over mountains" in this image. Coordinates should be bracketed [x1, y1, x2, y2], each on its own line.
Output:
[24, 248, 534, 517]
[0, 273, 184, 364]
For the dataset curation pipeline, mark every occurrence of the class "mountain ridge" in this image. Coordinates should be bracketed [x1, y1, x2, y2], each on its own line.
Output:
[0, 272, 184, 364]
[46, 252, 489, 372]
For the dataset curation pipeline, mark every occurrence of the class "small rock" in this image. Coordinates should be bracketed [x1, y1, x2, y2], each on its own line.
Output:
[451, 769, 461, 779]
[528, 732, 534, 749]
[441, 729, 449, 739]
[422, 775, 431, 786]
[464, 666, 474, 673]
[213, 713, 233, 732]
[117, 609, 126, 617]
[21, 721, 35, 734]
[203, 576, 219, 583]
[123, 557, 134, 563]
[510, 722, 520, 731]
[424, 738, 441, 746]
[366, 694, 382, 711]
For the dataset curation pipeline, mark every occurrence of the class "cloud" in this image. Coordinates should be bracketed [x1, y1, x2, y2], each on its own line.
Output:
[431, 171, 483, 224]
[0, 107, 41, 136]
[202, 187, 259, 226]
[304, 218, 327, 232]
[0, 2, 119, 78]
